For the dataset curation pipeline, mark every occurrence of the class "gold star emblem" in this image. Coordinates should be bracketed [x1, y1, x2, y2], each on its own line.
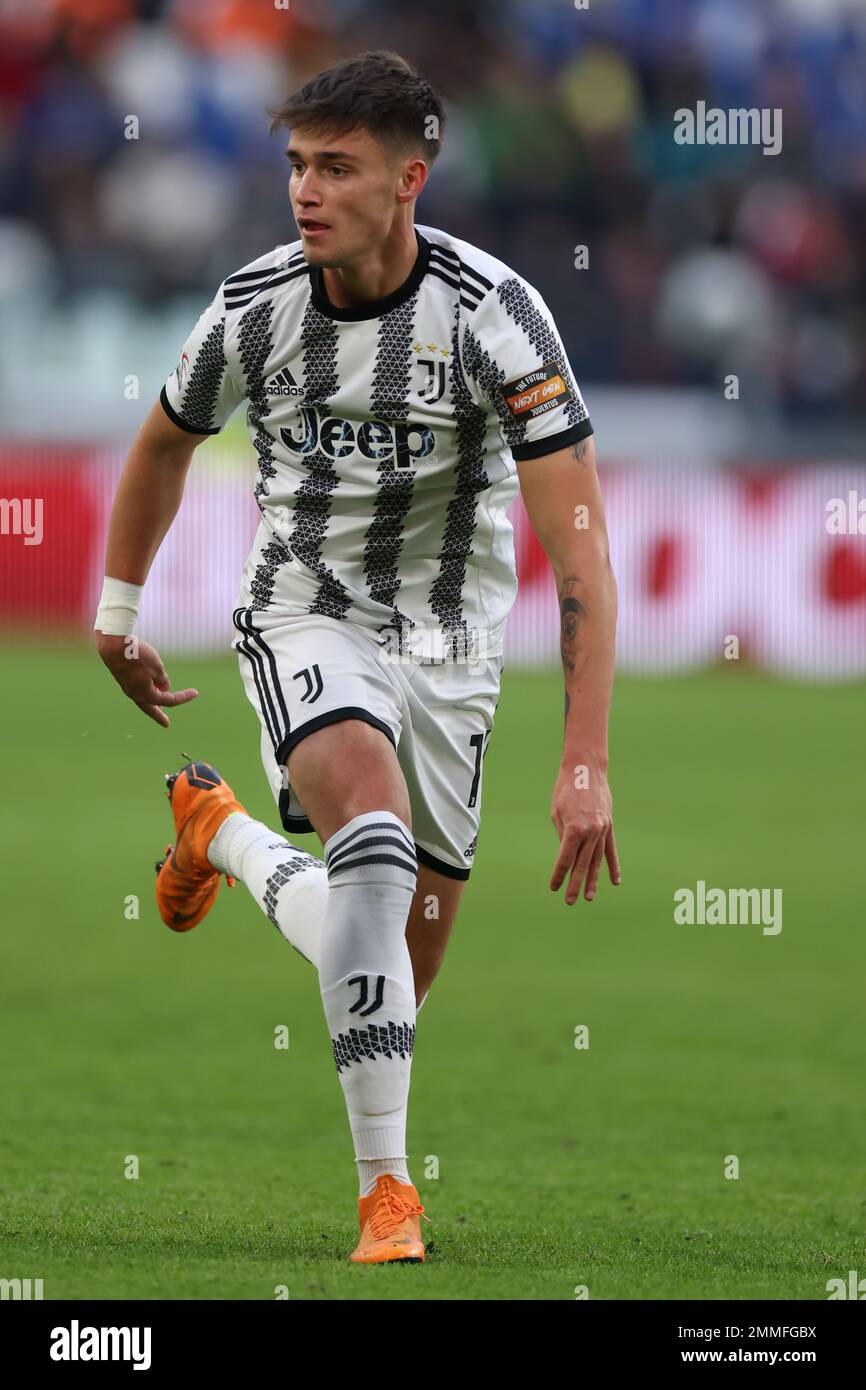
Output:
[427, 342, 437, 352]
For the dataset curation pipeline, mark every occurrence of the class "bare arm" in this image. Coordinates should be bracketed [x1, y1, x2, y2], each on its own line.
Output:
[102, 397, 207, 582]
[516, 433, 621, 903]
[95, 400, 212, 726]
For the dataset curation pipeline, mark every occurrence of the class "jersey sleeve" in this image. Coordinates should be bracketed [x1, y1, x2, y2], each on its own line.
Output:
[160, 284, 244, 435]
[461, 276, 592, 461]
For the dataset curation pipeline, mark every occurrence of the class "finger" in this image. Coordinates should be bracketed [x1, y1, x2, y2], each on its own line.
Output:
[564, 833, 598, 905]
[605, 826, 622, 885]
[549, 832, 582, 891]
[584, 832, 607, 901]
[140, 703, 170, 728]
[152, 687, 199, 708]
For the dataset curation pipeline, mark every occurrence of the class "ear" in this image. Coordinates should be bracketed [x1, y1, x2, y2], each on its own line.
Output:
[397, 157, 429, 204]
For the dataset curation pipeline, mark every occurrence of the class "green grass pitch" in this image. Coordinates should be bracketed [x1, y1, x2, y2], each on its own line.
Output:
[1, 639, 863, 1300]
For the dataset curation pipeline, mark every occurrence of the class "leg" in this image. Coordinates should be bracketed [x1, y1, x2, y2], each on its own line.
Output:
[215, 614, 412, 973]
[287, 722, 467, 1006]
[210, 807, 465, 1006]
[288, 718, 424, 1248]
[285, 717, 410, 839]
[387, 653, 504, 1012]
[225, 614, 428, 1257]
[219, 624, 500, 1015]
[406, 865, 466, 1008]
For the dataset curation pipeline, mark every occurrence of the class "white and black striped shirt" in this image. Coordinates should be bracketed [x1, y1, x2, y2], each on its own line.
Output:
[161, 224, 592, 658]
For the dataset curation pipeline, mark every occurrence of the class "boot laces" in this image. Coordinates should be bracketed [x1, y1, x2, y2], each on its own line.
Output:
[368, 1187, 428, 1241]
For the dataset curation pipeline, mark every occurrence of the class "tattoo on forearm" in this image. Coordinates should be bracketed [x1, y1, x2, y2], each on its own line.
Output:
[559, 575, 588, 676]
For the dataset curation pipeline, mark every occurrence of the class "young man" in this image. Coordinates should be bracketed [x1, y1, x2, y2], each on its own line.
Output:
[94, 50, 620, 1265]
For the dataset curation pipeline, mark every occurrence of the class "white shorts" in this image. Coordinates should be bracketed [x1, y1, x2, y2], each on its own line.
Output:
[231, 608, 504, 880]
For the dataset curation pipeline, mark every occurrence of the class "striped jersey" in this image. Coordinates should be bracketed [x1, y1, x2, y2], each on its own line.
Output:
[160, 224, 592, 660]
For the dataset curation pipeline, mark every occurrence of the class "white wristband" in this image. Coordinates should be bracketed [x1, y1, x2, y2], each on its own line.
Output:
[94, 576, 144, 636]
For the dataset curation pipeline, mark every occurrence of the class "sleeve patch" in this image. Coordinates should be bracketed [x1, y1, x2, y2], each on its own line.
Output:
[500, 360, 573, 420]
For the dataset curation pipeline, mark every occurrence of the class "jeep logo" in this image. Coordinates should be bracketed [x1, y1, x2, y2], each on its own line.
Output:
[280, 407, 435, 470]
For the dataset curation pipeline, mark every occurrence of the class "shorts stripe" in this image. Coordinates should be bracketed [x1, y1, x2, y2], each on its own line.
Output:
[233, 608, 278, 747]
[237, 608, 292, 732]
[232, 607, 288, 751]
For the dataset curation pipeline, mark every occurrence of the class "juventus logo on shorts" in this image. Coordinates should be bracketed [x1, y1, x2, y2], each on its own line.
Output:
[417, 358, 446, 403]
[293, 663, 323, 703]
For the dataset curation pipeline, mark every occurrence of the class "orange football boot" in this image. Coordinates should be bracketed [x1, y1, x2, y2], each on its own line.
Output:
[349, 1175, 429, 1264]
[154, 761, 245, 932]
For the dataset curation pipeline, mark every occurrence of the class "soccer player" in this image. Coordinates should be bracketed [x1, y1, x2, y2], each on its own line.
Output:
[94, 50, 620, 1265]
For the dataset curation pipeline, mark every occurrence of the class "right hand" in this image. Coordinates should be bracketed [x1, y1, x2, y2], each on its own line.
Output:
[95, 633, 198, 728]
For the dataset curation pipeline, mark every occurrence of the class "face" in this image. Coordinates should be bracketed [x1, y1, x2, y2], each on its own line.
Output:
[286, 125, 423, 267]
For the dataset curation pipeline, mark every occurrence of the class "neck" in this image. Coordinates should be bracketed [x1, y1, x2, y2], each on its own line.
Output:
[321, 223, 419, 309]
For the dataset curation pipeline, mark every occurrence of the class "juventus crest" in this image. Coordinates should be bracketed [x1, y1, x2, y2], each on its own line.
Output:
[417, 357, 447, 403]
[413, 341, 450, 404]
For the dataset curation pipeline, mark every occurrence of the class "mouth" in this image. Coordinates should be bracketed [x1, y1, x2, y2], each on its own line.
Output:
[298, 219, 330, 237]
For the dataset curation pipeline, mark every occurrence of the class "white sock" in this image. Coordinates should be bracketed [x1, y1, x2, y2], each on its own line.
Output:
[207, 813, 431, 1008]
[208, 812, 328, 967]
[319, 811, 418, 1196]
[357, 1158, 412, 1197]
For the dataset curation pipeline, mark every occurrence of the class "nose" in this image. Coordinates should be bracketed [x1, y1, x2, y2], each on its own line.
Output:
[294, 168, 322, 206]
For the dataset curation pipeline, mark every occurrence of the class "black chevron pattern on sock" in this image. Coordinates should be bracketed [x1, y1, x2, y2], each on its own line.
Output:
[331, 1019, 416, 1073]
[262, 854, 322, 934]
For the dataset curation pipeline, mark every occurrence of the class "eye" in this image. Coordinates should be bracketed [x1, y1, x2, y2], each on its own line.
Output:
[329, 166, 348, 177]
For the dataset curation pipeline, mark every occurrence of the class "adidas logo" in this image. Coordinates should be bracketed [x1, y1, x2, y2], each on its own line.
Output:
[266, 367, 304, 398]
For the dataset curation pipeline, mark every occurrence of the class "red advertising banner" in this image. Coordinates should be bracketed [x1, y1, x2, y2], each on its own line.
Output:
[2, 450, 865, 677]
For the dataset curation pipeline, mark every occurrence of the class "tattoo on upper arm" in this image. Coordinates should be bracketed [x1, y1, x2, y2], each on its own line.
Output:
[560, 575, 588, 676]
[570, 438, 592, 466]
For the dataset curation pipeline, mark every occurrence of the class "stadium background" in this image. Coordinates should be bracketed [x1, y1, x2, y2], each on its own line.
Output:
[1, 0, 865, 1301]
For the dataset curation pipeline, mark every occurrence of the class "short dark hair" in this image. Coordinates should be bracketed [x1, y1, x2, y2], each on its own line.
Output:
[268, 50, 446, 163]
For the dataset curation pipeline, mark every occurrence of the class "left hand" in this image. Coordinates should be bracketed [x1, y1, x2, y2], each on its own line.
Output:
[549, 763, 621, 904]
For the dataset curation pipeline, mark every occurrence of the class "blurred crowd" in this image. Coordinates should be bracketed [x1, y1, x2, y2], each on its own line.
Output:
[1, 0, 865, 429]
